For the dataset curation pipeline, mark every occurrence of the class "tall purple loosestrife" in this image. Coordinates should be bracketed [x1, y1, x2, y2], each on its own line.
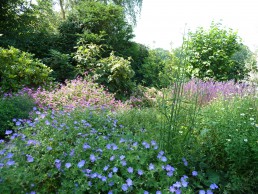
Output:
[183, 79, 256, 105]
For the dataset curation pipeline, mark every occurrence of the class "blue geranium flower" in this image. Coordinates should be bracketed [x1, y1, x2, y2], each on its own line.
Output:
[127, 167, 133, 173]
[210, 183, 218, 190]
[122, 184, 128, 191]
[149, 163, 155, 170]
[26, 155, 34, 163]
[78, 160, 85, 168]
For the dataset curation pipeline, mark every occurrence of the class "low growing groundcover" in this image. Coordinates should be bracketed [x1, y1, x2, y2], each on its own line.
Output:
[0, 107, 218, 194]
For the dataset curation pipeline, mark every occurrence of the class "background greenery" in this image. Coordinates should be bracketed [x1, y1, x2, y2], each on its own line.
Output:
[0, 0, 257, 193]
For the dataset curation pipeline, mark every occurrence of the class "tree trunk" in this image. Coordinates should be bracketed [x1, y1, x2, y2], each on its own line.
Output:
[59, 0, 66, 20]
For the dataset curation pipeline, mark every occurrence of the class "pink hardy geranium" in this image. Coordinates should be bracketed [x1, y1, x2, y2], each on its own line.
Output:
[27, 77, 129, 111]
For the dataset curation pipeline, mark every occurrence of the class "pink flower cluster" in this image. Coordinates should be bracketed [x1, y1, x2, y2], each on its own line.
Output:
[23, 77, 128, 111]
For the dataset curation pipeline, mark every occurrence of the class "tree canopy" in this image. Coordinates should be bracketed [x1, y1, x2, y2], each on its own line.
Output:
[184, 22, 250, 81]
[55, 0, 142, 24]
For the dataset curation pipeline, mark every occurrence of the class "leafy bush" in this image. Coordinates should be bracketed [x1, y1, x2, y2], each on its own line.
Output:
[0, 107, 218, 193]
[0, 47, 52, 92]
[75, 43, 135, 99]
[140, 48, 171, 87]
[0, 92, 35, 137]
[42, 49, 76, 82]
[127, 85, 162, 107]
[28, 77, 128, 111]
[184, 22, 248, 81]
[194, 95, 258, 192]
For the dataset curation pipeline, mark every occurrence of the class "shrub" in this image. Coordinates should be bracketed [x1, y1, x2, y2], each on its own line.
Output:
[42, 49, 76, 82]
[28, 77, 128, 111]
[0, 47, 52, 92]
[127, 85, 162, 107]
[193, 95, 258, 192]
[75, 43, 135, 99]
[0, 92, 35, 137]
[0, 107, 217, 193]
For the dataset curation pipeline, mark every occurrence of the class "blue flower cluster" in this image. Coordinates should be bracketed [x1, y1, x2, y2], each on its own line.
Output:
[0, 108, 219, 193]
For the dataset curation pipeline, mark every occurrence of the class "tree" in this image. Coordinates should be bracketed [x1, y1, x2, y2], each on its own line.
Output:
[55, 0, 143, 24]
[231, 44, 257, 80]
[184, 22, 249, 81]
[0, 0, 60, 58]
[140, 48, 171, 87]
[74, 43, 135, 99]
[58, 1, 134, 56]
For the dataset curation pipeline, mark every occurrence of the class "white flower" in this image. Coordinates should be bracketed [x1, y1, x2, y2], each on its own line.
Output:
[243, 139, 248, 142]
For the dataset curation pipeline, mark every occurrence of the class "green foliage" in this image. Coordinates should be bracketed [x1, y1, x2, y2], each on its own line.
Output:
[0, 47, 53, 92]
[0, 93, 35, 137]
[140, 48, 171, 87]
[75, 43, 135, 99]
[158, 48, 186, 87]
[43, 49, 76, 82]
[0, 107, 204, 193]
[184, 22, 248, 81]
[128, 85, 161, 107]
[231, 44, 258, 80]
[194, 95, 258, 192]
[97, 53, 135, 99]
[0, 0, 60, 59]
[55, 0, 143, 25]
[115, 108, 161, 138]
[122, 42, 149, 83]
[62, 1, 134, 56]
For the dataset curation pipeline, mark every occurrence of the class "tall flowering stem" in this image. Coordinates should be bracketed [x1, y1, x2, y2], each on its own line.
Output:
[158, 33, 200, 156]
